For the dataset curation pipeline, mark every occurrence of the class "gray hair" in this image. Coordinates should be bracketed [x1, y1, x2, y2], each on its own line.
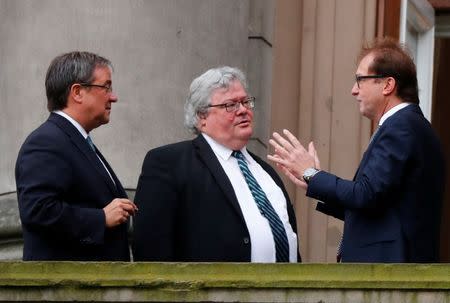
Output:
[184, 66, 248, 134]
[45, 51, 112, 112]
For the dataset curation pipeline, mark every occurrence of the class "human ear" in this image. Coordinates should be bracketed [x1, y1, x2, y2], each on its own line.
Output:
[70, 84, 84, 104]
[196, 111, 208, 129]
[383, 77, 396, 95]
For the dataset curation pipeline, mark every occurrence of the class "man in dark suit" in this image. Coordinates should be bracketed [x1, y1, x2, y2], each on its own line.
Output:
[15, 52, 137, 261]
[268, 38, 445, 263]
[133, 66, 299, 262]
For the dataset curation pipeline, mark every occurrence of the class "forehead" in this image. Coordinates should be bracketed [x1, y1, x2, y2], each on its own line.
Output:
[211, 80, 246, 100]
[92, 66, 112, 81]
[356, 53, 375, 74]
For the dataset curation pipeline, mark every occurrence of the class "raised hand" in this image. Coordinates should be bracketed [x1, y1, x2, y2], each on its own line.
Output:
[267, 129, 319, 189]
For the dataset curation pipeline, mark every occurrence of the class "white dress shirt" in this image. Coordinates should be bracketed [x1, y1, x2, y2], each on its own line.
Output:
[379, 102, 411, 126]
[202, 133, 298, 263]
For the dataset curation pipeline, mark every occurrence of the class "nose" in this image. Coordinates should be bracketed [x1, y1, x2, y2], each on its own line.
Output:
[109, 92, 118, 102]
[351, 82, 359, 96]
[235, 102, 248, 114]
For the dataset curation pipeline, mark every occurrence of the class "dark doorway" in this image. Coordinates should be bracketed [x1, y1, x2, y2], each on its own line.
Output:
[432, 37, 450, 262]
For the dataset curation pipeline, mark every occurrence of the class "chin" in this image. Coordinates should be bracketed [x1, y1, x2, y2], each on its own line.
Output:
[240, 130, 253, 140]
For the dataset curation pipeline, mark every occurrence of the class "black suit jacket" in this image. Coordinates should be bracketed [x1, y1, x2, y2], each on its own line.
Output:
[309, 105, 445, 262]
[15, 113, 130, 261]
[132, 134, 299, 262]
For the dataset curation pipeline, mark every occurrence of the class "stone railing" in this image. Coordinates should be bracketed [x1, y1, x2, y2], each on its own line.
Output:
[0, 192, 22, 260]
[0, 262, 449, 302]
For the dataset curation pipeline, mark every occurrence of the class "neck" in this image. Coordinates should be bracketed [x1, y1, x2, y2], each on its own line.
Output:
[374, 96, 402, 124]
[61, 108, 92, 133]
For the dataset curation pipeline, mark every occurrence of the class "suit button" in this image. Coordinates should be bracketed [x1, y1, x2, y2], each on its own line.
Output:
[81, 237, 92, 244]
[243, 237, 250, 244]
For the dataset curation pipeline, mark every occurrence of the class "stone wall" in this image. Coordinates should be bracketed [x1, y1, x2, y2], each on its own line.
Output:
[0, 193, 21, 260]
[0, 262, 449, 302]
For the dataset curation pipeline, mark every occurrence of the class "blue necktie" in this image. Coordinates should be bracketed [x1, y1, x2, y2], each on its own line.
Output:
[232, 150, 289, 262]
[86, 136, 96, 152]
[86, 135, 116, 186]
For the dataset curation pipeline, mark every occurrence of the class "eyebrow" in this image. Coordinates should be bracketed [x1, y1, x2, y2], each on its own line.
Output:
[223, 96, 249, 102]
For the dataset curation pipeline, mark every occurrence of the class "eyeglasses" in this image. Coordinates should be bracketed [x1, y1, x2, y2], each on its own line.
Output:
[79, 83, 113, 93]
[355, 75, 387, 88]
[207, 96, 255, 113]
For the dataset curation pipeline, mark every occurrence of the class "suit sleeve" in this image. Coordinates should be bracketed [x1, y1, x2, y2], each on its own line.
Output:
[315, 201, 345, 221]
[307, 122, 414, 211]
[15, 136, 105, 244]
[132, 148, 178, 261]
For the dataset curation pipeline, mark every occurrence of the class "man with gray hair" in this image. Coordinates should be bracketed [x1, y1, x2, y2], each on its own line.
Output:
[133, 66, 299, 262]
[15, 51, 137, 261]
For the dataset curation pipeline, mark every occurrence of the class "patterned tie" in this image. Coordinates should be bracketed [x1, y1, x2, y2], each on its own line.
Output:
[232, 150, 289, 262]
[336, 236, 343, 262]
[86, 136, 96, 152]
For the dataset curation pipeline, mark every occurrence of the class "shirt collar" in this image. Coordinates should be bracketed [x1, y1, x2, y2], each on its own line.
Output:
[53, 110, 89, 139]
[201, 133, 250, 162]
[379, 102, 411, 126]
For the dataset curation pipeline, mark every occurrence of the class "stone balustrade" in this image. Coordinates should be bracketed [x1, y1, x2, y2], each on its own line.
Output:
[0, 262, 449, 302]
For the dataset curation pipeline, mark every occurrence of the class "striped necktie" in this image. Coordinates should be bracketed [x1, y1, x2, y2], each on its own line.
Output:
[232, 150, 289, 262]
[86, 136, 96, 152]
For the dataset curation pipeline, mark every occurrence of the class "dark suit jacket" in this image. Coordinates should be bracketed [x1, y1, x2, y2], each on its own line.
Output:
[132, 134, 299, 262]
[308, 105, 445, 262]
[15, 113, 130, 261]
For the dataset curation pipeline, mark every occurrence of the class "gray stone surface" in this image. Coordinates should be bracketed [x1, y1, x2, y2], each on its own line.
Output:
[0, 193, 21, 237]
[0, 262, 449, 302]
[0, 192, 22, 260]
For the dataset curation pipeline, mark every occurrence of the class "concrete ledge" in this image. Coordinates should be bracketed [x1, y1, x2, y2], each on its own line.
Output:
[0, 262, 449, 302]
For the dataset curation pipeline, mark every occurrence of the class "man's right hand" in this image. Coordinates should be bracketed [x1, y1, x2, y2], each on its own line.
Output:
[103, 198, 138, 228]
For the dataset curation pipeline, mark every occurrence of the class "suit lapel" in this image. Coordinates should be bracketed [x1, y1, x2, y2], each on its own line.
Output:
[48, 113, 119, 196]
[192, 135, 246, 222]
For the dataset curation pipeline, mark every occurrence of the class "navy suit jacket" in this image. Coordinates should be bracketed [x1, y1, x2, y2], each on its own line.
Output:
[15, 113, 130, 261]
[308, 105, 445, 262]
[132, 134, 299, 262]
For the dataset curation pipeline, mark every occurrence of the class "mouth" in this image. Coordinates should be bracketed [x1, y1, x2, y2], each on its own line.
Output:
[235, 119, 251, 126]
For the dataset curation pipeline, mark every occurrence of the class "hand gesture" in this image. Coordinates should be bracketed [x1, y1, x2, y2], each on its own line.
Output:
[267, 129, 320, 189]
